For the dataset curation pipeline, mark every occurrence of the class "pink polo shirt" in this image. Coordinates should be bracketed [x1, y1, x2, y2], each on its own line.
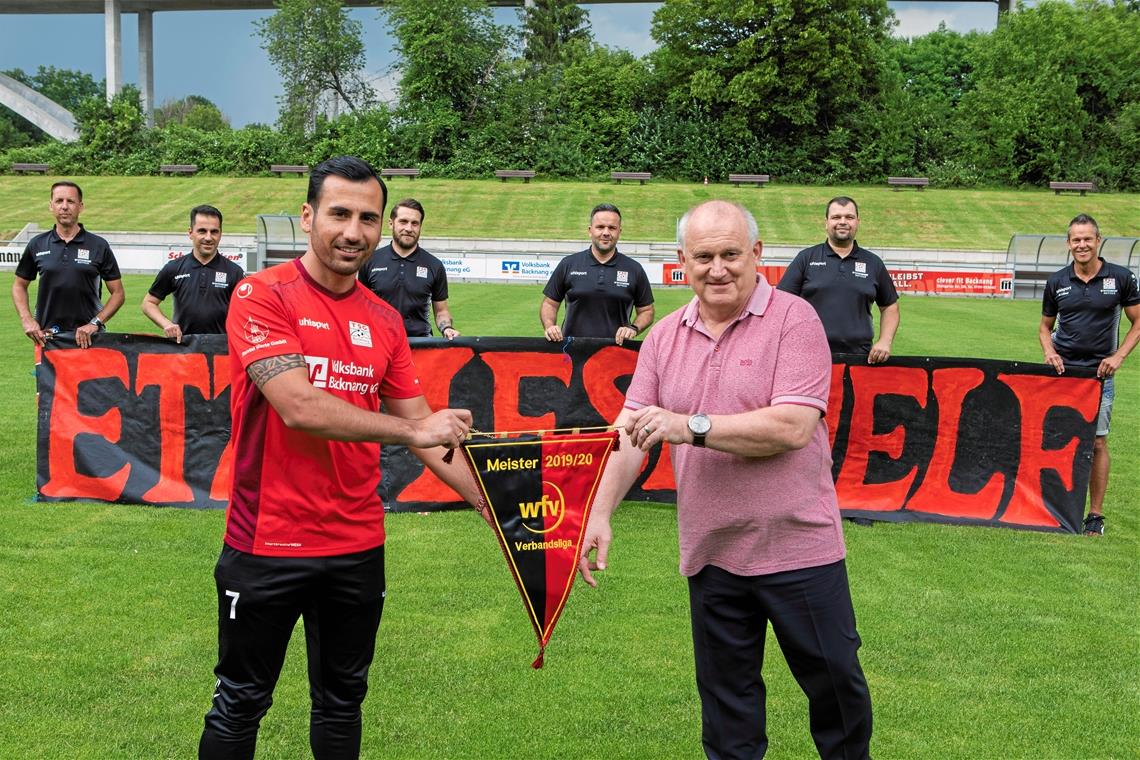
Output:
[626, 275, 845, 577]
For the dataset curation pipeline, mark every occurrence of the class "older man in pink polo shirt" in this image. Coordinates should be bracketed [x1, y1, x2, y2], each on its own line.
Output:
[579, 200, 872, 759]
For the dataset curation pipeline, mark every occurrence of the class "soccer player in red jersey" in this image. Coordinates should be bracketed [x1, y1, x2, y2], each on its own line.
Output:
[198, 156, 482, 759]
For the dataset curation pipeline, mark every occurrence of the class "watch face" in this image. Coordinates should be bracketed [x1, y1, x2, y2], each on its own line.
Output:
[689, 414, 711, 435]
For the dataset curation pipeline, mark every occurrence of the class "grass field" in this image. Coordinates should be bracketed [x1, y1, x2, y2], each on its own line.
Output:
[1, 175, 1137, 251]
[1, 274, 1137, 759]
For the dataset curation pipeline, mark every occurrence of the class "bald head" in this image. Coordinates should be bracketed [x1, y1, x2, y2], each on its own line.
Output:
[676, 200, 763, 318]
[677, 201, 759, 254]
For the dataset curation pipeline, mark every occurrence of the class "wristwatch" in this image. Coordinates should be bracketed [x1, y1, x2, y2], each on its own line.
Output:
[688, 414, 711, 447]
[89, 317, 104, 330]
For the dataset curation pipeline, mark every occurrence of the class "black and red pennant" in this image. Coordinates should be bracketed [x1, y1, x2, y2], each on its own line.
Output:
[462, 431, 618, 668]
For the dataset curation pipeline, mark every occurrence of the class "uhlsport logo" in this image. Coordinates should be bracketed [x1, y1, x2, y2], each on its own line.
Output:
[298, 317, 330, 331]
[519, 481, 566, 534]
[236, 281, 254, 299]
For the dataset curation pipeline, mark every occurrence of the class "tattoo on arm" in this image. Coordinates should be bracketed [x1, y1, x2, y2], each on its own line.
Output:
[248, 353, 307, 389]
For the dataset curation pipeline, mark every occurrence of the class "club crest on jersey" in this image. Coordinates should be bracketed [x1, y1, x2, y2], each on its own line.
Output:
[215, 271, 228, 284]
[854, 262, 867, 274]
[1102, 278, 1117, 294]
[417, 266, 429, 278]
[244, 316, 269, 344]
[616, 270, 629, 283]
[77, 249, 90, 261]
[349, 320, 373, 347]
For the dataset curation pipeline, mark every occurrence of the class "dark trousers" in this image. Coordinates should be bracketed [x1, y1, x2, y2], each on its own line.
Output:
[688, 560, 872, 760]
[199, 544, 386, 760]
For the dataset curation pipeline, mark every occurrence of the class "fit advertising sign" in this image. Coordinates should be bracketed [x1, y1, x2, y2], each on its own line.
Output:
[35, 336, 1098, 533]
[661, 263, 1014, 297]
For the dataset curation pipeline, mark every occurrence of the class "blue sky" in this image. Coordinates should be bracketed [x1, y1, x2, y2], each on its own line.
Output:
[0, 2, 998, 127]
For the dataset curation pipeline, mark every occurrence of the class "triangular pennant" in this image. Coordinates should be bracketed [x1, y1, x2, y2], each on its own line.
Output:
[462, 430, 618, 668]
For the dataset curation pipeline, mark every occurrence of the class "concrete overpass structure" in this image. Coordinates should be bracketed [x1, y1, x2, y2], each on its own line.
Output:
[0, 72, 80, 141]
[1, 0, 1011, 135]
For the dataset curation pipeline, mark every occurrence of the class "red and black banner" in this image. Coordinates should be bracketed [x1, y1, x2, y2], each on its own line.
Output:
[36, 336, 1101, 533]
[462, 431, 618, 667]
[825, 355, 1099, 533]
[37, 333, 232, 508]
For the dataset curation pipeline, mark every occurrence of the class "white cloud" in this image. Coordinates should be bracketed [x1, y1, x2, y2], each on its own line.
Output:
[891, 2, 998, 39]
[590, 5, 659, 57]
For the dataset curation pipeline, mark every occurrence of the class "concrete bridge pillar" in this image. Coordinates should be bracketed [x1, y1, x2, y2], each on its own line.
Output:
[104, 0, 122, 102]
[138, 9, 154, 126]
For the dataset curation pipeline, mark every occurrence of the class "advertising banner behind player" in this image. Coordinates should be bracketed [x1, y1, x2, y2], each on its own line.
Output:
[462, 430, 618, 667]
[662, 264, 1014, 296]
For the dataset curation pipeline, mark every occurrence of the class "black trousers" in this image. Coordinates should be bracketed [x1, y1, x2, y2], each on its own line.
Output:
[199, 544, 386, 760]
[688, 560, 872, 760]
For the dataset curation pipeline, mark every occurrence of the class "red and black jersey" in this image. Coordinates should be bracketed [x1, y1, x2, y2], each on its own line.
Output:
[225, 259, 422, 557]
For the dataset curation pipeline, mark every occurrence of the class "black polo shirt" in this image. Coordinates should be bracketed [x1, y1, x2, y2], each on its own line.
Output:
[148, 252, 246, 334]
[15, 224, 122, 331]
[1042, 259, 1140, 367]
[360, 244, 449, 337]
[543, 248, 654, 339]
[777, 241, 898, 354]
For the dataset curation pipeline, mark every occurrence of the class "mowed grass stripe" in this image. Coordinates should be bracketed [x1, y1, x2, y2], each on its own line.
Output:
[1, 176, 1136, 249]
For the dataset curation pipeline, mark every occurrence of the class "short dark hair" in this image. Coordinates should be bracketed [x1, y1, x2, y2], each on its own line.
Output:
[826, 196, 858, 217]
[307, 155, 387, 211]
[189, 204, 223, 228]
[390, 198, 425, 223]
[51, 181, 83, 202]
[590, 203, 622, 223]
[1067, 213, 1101, 239]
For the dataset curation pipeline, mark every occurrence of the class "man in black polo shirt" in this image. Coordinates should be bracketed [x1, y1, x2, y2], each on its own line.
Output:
[1039, 213, 1140, 536]
[778, 196, 899, 363]
[360, 198, 458, 339]
[541, 203, 654, 344]
[12, 180, 125, 350]
[142, 204, 245, 342]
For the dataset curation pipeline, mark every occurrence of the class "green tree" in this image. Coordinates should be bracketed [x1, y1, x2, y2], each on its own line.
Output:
[547, 46, 650, 172]
[15, 66, 102, 112]
[155, 94, 229, 130]
[649, 0, 895, 174]
[255, 0, 374, 135]
[877, 26, 981, 181]
[72, 85, 157, 173]
[183, 103, 230, 132]
[519, 0, 592, 68]
[385, 0, 507, 163]
[958, 0, 1139, 187]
